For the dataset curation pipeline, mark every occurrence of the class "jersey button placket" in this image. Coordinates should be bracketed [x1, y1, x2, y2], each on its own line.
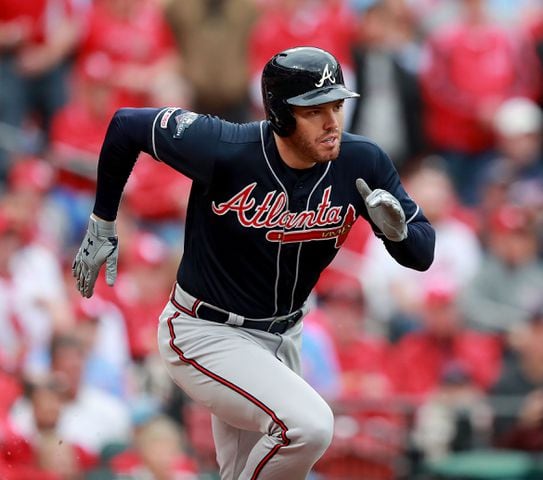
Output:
[292, 182, 307, 210]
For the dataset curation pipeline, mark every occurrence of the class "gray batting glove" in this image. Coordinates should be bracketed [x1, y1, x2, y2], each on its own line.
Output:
[356, 178, 408, 242]
[72, 214, 118, 298]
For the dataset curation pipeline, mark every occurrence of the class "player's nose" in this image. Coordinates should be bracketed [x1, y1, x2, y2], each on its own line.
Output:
[322, 108, 339, 130]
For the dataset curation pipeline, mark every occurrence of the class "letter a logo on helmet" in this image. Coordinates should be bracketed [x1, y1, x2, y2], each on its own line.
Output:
[261, 46, 359, 137]
[315, 64, 336, 88]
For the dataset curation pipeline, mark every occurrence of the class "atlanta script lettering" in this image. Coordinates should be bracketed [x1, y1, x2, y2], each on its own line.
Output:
[212, 183, 356, 247]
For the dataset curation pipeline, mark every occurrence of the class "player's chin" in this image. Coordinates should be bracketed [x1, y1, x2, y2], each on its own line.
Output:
[317, 144, 341, 162]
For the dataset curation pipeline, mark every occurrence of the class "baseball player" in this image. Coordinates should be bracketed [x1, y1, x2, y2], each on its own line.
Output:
[72, 46, 435, 479]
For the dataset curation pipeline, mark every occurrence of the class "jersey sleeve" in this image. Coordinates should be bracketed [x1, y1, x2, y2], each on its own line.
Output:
[362, 144, 435, 271]
[149, 107, 220, 185]
[92, 107, 220, 221]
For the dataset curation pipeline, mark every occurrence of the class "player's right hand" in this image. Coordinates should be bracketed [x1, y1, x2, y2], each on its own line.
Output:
[72, 214, 118, 298]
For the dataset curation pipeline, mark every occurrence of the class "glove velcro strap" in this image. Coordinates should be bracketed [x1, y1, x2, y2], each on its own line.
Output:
[89, 215, 116, 237]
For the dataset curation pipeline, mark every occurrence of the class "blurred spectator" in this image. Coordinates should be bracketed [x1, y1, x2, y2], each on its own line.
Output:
[108, 414, 199, 479]
[248, 0, 358, 117]
[388, 280, 502, 402]
[2, 373, 93, 480]
[302, 277, 407, 480]
[477, 97, 543, 249]
[302, 274, 391, 401]
[405, 0, 460, 33]
[96, 231, 174, 363]
[307, 276, 393, 401]
[492, 97, 543, 182]
[412, 362, 493, 463]
[48, 55, 191, 250]
[8, 333, 132, 456]
[478, 97, 543, 214]
[313, 215, 373, 309]
[164, 0, 259, 122]
[0, 212, 30, 373]
[72, 296, 131, 400]
[4, 156, 62, 252]
[124, 156, 192, 247]
[0, 205, 72, 376]
[419, 0, 542, 205]
[459, 203, 543, 333]
[308, 275, 408, 480]
[77, 0, 185, 109]
[300, 307, 342, 401]
[489, 307, 543, 451]
[88, 229, 188, 425]
[361, 162, 482, 338]
[348, 0, 426, 170]
[408, 0, 538, 33]
[48, 53, 119, 249]
[0, 0, 85, 181]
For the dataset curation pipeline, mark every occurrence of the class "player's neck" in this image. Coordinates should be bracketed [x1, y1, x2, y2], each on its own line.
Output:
[273, 133, 316, 170]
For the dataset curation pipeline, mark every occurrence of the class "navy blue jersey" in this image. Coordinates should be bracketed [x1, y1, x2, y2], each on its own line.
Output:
[93, 107, 435, 318]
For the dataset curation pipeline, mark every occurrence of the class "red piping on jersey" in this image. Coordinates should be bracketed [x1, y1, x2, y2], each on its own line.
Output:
[166, 312, 291, 479]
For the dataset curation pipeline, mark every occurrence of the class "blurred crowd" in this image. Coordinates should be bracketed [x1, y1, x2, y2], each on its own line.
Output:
[1, 0, 543, 478]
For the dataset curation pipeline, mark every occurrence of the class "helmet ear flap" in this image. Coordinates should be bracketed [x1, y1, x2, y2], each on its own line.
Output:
[265, 91, 296, 137]
[271, 110, 296, 137]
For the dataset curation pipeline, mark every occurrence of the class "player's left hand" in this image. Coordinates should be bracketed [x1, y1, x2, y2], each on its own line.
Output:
[72, 215, 119, 298]
[356, 178, 407, 242]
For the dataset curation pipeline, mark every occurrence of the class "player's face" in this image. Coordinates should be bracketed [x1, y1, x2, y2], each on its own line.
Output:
[286, 100, 345, 168]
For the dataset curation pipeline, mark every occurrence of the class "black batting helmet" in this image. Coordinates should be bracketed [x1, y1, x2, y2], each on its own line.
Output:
[261, 46, 359, 137]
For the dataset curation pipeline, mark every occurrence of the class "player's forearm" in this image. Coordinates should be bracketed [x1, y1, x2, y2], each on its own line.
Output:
[93, 108, 160, 221]
[382, 221, 435, 271]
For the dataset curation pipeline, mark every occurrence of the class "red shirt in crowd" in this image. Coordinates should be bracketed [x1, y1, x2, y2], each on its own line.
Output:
[388, 330, 502, 401]
[0, 0, 78, 45]
[334, 336, 394, 401]
[92, 270, 169, 360]
[0, 366, 21, 420]
[93, 231, 173, 360]
[0, 428, 96, 480]
[77, 0, 177, 107]
[420, 21, 541, 153]
[124, 157, 192, 221]
[249, 1, 357, 77]
[50, 75, 190, 215]
[49, 90, 115, 192]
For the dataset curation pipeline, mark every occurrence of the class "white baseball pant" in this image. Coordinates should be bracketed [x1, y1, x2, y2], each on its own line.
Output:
[157, 295, 334, 480]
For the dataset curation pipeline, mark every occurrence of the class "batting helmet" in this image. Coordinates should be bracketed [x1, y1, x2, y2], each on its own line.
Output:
[261, 46, 359, 137]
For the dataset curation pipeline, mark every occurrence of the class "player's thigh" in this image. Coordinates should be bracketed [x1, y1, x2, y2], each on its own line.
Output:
[157, 307, 330, 434]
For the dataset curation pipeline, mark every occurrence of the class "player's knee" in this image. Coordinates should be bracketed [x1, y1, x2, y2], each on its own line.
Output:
[290, 401, 334, 456]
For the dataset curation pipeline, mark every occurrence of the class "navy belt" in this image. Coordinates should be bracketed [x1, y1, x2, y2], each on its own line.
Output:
[170, 284, 307, 334]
